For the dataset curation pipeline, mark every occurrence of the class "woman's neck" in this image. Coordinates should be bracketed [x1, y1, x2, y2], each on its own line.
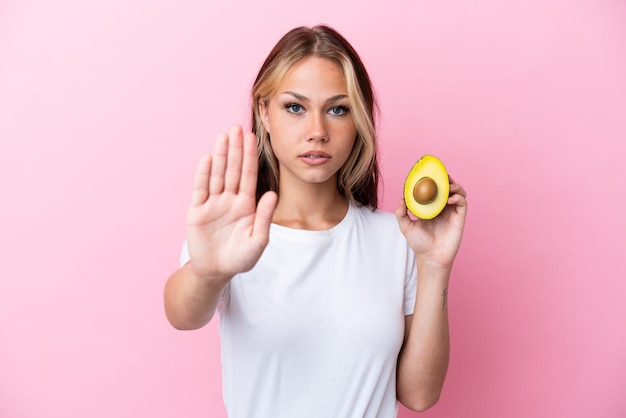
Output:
[272, 181, 349, 231]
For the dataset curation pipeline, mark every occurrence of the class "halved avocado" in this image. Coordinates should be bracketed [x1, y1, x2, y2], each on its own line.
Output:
[403, 155, 449, 219]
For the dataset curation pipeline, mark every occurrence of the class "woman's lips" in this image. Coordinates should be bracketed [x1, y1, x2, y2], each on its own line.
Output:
[300, 151, 331, 166]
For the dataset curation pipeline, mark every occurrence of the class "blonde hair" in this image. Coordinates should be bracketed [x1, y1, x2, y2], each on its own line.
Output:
[252, 25, 380, 208]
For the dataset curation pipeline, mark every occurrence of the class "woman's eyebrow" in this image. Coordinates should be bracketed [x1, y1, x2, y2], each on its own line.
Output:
[280, 91, 348, 104]
[281, 91, 309, 102]
[326, 94, 349, 104]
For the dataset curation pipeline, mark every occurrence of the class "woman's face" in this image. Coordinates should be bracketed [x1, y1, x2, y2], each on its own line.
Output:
[259, 56, 357, 192]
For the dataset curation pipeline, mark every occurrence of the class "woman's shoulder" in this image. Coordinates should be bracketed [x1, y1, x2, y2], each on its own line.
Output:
[349, 204, 410, 254]
[352, 204, 400, 230]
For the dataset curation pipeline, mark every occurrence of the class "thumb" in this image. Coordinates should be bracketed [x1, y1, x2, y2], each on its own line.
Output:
[395, 198, 411, 230]
[252, 191, 278, 245]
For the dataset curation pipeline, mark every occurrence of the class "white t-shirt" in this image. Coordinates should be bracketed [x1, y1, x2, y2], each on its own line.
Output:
[180, 203, 417, 418]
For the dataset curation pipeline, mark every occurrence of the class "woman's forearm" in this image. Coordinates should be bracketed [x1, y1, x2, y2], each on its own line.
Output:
[163, 262, 229, 330]
[397, 261, 451, 412]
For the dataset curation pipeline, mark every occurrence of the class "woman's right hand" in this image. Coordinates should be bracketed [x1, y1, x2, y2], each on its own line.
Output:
[185, 125, 277, 284]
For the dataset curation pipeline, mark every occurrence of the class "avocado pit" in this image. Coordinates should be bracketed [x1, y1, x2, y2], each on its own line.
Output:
[413, 176, 438, 204]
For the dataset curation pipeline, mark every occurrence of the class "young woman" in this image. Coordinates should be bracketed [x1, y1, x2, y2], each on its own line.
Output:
[164, 25, 467, 418]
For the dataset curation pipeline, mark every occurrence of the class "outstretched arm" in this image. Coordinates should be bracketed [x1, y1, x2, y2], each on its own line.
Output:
[395, 176, 467, 411]
[164, 126, 277, 330]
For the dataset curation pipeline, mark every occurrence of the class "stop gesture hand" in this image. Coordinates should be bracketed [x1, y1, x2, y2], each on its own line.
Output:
[186, 125, 277, 282]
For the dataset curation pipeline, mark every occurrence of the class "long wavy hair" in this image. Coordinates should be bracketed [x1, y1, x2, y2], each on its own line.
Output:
[251, 25, 380, 208]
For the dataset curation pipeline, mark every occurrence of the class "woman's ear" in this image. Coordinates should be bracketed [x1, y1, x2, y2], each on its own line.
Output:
[258, 99, 271, 134]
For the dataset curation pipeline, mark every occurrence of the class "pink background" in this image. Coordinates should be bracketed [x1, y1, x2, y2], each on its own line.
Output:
[1, 1, 625, 417]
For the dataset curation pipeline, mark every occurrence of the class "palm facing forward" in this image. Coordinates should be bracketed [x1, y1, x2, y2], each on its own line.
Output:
[186, 126, 277, 282]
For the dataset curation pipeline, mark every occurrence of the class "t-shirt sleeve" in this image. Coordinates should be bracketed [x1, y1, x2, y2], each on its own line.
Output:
[179, 241, 190, 266]
[403, 246, 418, 316]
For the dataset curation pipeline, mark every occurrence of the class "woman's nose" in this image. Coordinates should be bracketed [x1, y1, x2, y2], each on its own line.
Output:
[306, 112, 328, 142]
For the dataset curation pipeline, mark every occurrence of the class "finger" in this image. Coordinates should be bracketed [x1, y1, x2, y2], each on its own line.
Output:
[224, 125, 244, 193]
[190, 154, 211, 207]
[449, 183, 466, 198]
[447, 191, 468, 220]
[239, 131, 260, 198]
[252, 191, 278, 246]
[209, 132, 228, 195]
[448, 192, 467, 207]
[451, 195, 468, 218]
[448, 175, 467, 198]
[395, 198, 407, 217]
[395, 198, 412, 230]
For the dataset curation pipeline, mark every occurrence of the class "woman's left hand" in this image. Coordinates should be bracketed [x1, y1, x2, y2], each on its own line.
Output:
[395, 176, 468, 270]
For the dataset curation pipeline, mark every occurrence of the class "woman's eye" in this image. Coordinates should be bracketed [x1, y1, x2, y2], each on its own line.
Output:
[329, 105, 349, 116]
[285, 103, 303, 113]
